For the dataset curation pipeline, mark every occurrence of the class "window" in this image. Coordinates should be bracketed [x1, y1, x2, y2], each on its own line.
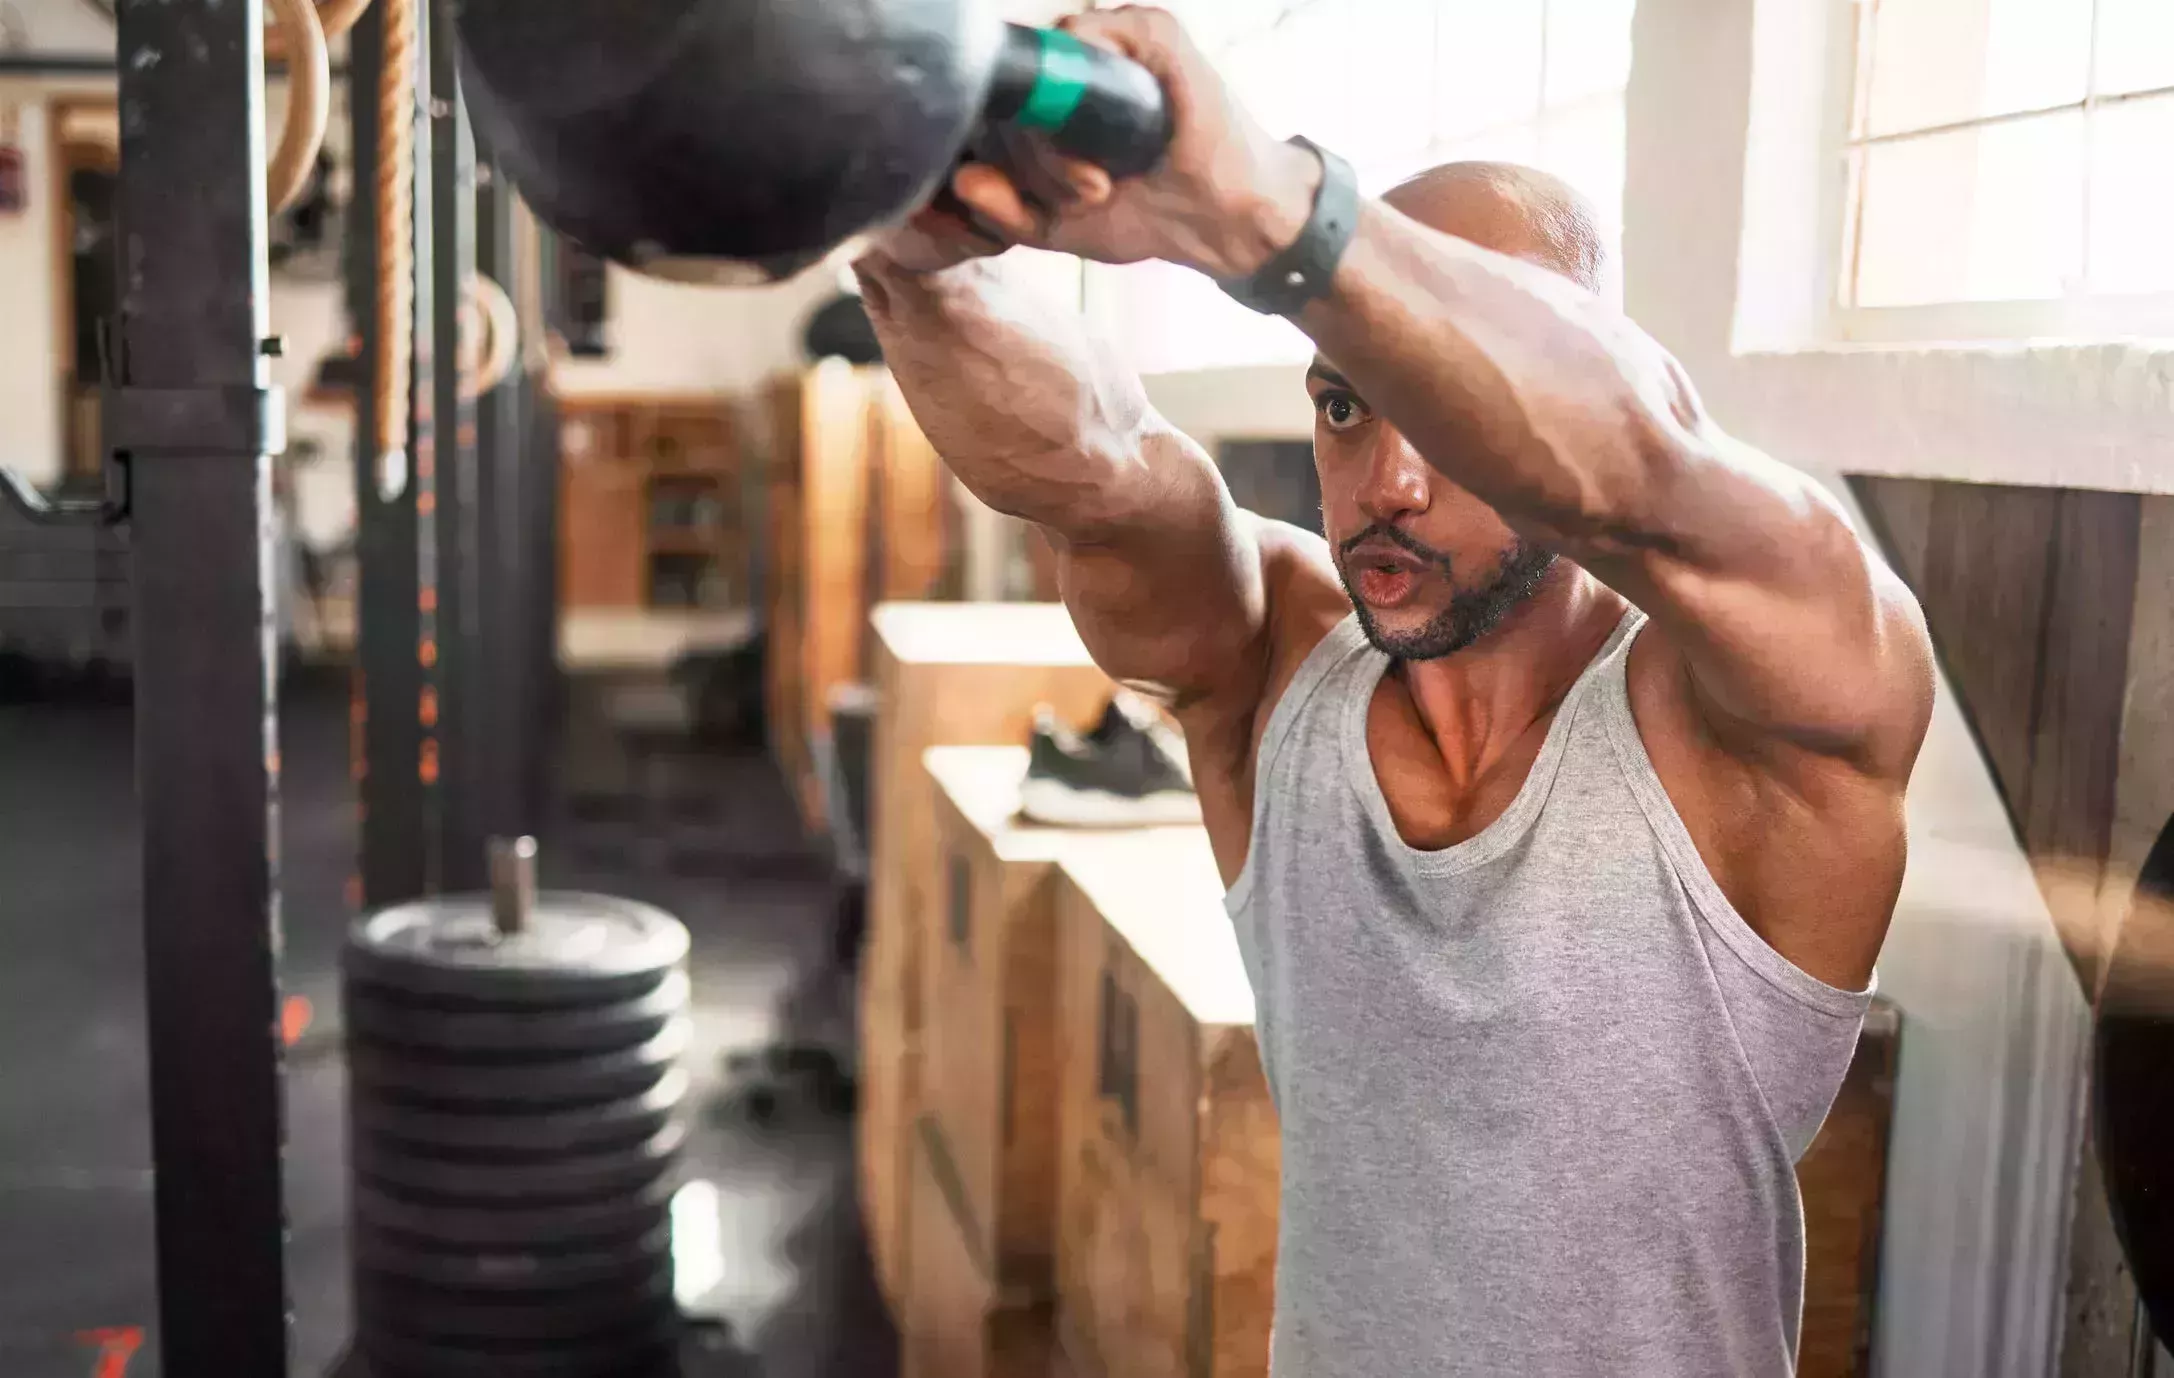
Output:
[1840, 0, 2174, 340]
[1087, 0, 1637, 374]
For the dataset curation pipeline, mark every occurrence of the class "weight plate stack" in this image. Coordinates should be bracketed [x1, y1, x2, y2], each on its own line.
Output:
[342, 871, 695, 1378]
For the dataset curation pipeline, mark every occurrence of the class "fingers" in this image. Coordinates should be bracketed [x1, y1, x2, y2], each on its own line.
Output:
[953, 164, 1049, 244]
[858, 202, 1011, 278]
[914, 202, 1012, 252]
[1056, 157, 1114, 206]
[1061, 6, 1187, 79]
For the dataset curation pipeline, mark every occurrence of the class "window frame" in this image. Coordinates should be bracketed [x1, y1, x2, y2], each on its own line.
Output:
[1831, 0, 2174, 344]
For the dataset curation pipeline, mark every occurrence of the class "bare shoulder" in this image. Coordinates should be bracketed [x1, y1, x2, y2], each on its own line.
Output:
[1624, 565, 1934, 991]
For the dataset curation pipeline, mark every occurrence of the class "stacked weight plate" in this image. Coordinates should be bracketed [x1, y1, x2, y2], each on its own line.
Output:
[342, 886, 693, 1378]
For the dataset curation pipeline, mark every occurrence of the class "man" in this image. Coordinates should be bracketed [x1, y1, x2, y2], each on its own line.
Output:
[855, 9, 1934, 1375]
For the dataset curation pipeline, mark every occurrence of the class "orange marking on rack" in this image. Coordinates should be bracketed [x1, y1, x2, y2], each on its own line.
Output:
[75, 1326, 143, 1378]
[282, 995, 313, 1047]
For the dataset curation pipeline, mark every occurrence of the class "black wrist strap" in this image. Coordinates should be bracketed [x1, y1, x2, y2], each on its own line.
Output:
[1219, 137, 1359, 318]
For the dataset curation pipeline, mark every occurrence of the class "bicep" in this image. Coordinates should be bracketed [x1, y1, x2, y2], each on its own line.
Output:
[1044, 429, 1273, 709]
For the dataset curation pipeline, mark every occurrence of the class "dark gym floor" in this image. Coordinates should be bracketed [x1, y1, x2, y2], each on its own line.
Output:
[0, 668, 896, 1378]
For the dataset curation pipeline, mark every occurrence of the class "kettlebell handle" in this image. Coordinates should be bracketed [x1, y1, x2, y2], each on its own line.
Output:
[983, 24, 1172, 181]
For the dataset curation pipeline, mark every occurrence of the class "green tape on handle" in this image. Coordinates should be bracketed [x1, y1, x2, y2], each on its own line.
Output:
[1016, 27, 1095, 131]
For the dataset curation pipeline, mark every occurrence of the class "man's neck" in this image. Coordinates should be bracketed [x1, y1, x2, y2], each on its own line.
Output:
[1394, 564, 1628, 782]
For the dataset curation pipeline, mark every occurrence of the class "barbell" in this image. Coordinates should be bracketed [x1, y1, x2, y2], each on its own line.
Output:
[452, 0, 1174, 282]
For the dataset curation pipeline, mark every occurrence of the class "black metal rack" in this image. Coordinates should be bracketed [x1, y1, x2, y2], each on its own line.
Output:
[112, 0, 290, 1371]
[351, 0, 428, 910]
[90, 0, 562, 1367]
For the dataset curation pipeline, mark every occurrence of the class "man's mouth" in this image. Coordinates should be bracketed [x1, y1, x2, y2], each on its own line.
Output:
[1347, 543, 1430, 609]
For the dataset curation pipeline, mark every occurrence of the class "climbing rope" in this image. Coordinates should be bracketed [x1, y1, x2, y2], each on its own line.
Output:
[374, 0, 416, 492]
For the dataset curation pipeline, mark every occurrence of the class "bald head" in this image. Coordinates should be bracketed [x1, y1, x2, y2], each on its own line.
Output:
[1383, 161, 1613, 296]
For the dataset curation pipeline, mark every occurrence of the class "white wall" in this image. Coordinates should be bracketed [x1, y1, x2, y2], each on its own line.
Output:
[547, 265, 835, 401]
[1143, 364, 1312, 449]
[0, 95, 65, 475]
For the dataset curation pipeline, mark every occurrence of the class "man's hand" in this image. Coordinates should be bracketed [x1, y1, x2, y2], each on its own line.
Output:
[862, 202, 1010, 276]
[946, 7, 1318, 283]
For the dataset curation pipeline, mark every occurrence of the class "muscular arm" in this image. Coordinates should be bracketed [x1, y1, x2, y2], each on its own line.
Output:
[1296, 199, 1933, 775]
[854, 254, 1268, 708]
[937, 2, 1930, 779]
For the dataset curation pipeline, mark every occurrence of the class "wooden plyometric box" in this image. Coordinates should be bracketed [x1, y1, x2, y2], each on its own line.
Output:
[922, 745, 1197, 1300]
[1052, 828, 1278, 1378]
[1797, 998, 1902, 1378]
[859, 602, 1114, 1315]
[904, 1114, 1054, 1378]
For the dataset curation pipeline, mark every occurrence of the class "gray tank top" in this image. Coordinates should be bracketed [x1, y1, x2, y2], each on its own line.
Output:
[1225, 610, 1872, 1377]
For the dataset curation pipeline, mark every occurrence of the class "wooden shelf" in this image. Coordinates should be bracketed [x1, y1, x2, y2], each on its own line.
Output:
[558, 393, 750, 614]
[644, 528, 722, 556]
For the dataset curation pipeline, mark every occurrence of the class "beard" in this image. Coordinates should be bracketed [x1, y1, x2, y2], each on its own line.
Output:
[1338, 528, 1557, 661]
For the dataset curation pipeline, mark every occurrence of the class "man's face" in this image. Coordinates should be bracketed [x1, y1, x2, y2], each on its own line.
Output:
[1307, 358, 1555, 660]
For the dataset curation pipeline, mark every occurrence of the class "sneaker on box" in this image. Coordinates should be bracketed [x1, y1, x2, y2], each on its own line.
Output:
[1019, 691, 1201, 828]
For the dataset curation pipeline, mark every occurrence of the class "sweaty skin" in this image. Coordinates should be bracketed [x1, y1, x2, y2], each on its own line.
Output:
[853, 8, 1933, 993]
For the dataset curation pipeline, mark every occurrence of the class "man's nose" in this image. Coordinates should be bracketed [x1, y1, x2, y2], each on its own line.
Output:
[1353, 424, 1431, 526]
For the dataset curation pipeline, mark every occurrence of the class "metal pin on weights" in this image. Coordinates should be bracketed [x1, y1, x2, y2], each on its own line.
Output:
[489, 835, 537, 937]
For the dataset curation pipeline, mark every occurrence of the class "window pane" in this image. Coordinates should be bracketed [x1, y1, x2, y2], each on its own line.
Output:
[1165, 0, 1273, 58]
[1433, 124, 1544, 178]
[1537, 97, 1627, 240]
[1436, 0, 1545, 142]
[1851, 112, 2084, 306]
[1083, 261, 1312, 375]
[1344, 0, 1446, 180]
[2094, 0, 2174, 99]
[1217, 0, 1357, 145]
[2087, 95, 2174, 295]
[1864, 0, 2090, 137]
[1543, 0, 1637, 106]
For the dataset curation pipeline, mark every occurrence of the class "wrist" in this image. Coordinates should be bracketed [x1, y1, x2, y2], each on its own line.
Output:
[1198, 138, 1321, 282]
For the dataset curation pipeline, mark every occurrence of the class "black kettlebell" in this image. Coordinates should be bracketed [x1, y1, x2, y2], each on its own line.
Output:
[454, 0, 1173, 283]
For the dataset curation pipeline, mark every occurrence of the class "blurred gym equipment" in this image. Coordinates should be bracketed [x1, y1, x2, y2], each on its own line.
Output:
[342, 839, 695, 1377]
[454, 3, 1171, 280]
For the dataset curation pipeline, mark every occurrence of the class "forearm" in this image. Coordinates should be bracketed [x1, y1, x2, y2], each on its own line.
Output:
[855, 255, 1200, 541]
[855, 252, 1267, 702]
[1295, 200, 1724, 566]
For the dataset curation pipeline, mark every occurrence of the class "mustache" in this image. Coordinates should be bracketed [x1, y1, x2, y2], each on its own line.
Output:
[1337, 523, 1454, 570]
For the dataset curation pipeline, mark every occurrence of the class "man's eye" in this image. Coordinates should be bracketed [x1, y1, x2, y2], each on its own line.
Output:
[1319, 393, 1365, 431]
